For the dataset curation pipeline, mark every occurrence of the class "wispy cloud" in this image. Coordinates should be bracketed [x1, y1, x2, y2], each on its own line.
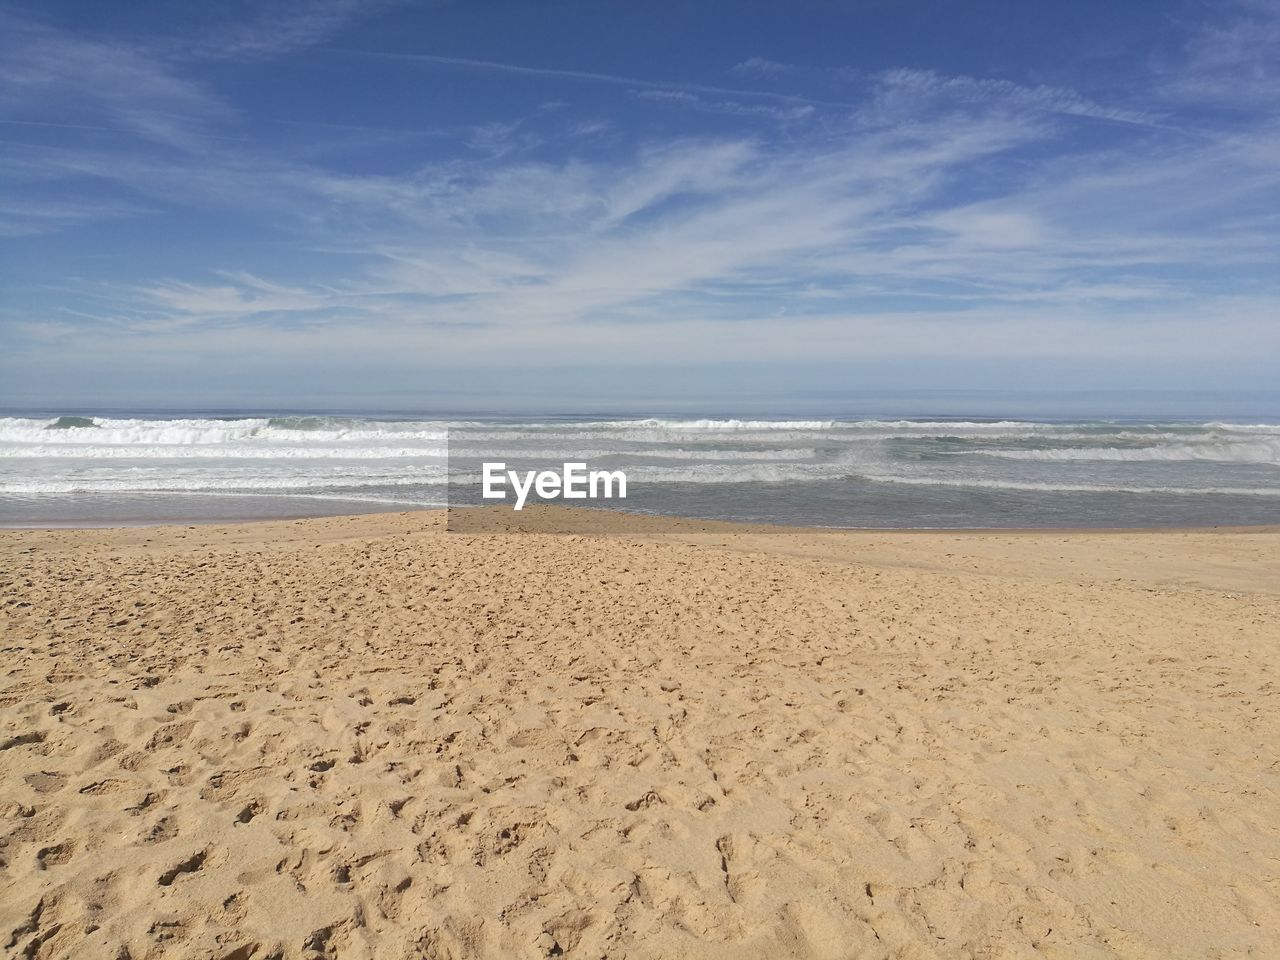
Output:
[869, 68, 1160, 128]
[730, 57, 860, 85]
[0, 193, 154, 238]
[729, 58, 1159, 127]
[12, 76, 1277, 362]
[730, 57, 791, 76]
[321, 47, 852, 109]
[632, 89, 815, 123]
[0, 11, 236, 151]
[1161, 0, 1280, 109]
[182, 0, 408, 62]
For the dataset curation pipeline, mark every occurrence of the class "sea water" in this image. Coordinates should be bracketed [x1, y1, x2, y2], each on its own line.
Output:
[2, 413, 1278, 527]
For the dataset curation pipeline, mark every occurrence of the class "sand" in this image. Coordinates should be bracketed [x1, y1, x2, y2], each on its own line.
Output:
[1, 510, 1277, 959]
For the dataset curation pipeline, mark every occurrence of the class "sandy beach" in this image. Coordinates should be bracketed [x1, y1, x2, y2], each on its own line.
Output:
[1, 510, 1277, 959]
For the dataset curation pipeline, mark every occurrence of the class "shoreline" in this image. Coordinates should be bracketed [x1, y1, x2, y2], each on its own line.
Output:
[3, 503, 1279, 536]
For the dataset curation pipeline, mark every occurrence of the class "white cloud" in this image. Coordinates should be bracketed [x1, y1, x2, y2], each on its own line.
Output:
[184, 0, 405, 61]
[1164, 0, 1280, 109]
[870, 68, 1159, 128]
[0, 194, 155, 237]
[0, 12, 236, 151]
[731, 57, 790, 76]
[633, 89, 816, 123]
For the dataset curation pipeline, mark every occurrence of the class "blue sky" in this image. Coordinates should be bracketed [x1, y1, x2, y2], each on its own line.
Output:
[1, 0, 1278, 411]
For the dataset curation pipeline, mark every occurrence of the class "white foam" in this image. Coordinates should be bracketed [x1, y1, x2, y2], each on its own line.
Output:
[0, 417, 449, 447]
[845, 419, 1051, 431]
[1203, 421, 1280, 433]
[0, 473, 448, 494]
[859, 474, 1280, 496]
[625, 462, 851, 483]
[0, 445, 449, 460]
[597, 418, 837, 430]
[982, 440, 1280, 464]
[447, 446, 817, 462]
[590, 418, 1069, 433]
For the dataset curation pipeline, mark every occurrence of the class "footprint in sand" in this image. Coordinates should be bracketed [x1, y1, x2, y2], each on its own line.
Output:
[23, 770, 66, 794]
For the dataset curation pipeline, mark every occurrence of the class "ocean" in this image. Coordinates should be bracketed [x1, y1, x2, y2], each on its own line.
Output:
[2, 413, 1278, 528]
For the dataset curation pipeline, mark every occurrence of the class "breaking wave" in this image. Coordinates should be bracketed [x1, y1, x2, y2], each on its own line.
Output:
[982, 440, 1280, 464]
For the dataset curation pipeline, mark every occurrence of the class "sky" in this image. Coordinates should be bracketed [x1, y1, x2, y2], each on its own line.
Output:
[1, 0, 1278, 412]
